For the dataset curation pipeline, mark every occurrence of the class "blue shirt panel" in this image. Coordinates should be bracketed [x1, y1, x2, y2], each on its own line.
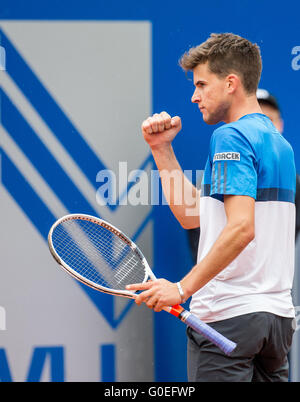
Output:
[202, 113, 296, 203]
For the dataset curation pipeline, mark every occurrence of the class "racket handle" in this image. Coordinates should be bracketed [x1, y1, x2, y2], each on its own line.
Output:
[181, 310, 237, 355]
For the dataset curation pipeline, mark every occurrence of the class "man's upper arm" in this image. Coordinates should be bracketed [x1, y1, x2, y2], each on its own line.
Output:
[224, 195, 255, 235]
[210, 127, 257, 237]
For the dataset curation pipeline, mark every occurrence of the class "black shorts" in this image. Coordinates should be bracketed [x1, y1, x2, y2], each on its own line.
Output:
[187, 312, 295, 382]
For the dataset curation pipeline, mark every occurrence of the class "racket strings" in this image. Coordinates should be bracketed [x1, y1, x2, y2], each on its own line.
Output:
[114, 256, 140, 283]
[52, 219, 146, 290]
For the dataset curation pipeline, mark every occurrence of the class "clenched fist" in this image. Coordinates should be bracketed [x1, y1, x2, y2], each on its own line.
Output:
[141, 111, 182, 149]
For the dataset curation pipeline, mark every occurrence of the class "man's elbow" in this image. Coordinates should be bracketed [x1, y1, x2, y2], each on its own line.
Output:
[179, 217, 200, 230]
[239, 221, 255, 247]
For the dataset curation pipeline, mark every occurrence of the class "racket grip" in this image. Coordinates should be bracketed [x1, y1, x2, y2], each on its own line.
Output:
[182, 311, 237, 355]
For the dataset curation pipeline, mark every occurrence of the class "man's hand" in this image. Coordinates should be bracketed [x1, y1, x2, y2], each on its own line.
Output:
[126, 279, 182, 312]
[142, 111, 182, 150]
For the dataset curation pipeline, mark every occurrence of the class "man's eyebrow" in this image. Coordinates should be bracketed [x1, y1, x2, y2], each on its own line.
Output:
[194, 79, 207, 86]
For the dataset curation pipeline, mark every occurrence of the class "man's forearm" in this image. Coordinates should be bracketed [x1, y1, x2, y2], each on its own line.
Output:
[151, 144, 200, 229]
[181, 220, 254, 299]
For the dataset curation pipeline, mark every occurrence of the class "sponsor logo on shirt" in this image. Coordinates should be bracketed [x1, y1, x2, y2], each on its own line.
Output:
[213, 152, 240, 162]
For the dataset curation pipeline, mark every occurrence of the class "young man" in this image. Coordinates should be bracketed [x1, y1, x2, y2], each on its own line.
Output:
[127, 33, 296, 381]
[187, 88, 300, 264]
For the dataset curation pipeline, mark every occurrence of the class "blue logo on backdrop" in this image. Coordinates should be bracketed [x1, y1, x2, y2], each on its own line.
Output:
[0, 345, 115, 381]
[0, 28, 152, 329]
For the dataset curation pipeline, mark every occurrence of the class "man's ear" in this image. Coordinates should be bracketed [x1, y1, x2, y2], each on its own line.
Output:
[226, 74, 240, 94]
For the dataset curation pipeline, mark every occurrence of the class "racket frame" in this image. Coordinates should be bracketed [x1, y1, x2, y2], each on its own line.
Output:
[48, 213, 153, 299]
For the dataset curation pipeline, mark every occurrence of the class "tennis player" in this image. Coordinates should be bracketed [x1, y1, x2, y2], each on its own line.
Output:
[127, 33, 296, 382]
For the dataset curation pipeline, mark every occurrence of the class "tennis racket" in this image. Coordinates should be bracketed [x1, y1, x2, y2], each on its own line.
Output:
[48, 213, 236, 355]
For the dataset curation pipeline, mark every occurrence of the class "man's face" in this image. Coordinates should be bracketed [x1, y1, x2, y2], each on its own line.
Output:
[259, 103, 283, 134]
[191, 62, 231, 125]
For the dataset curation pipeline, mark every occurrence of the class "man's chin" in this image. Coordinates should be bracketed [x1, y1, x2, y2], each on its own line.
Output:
[203, 114, 221, 125]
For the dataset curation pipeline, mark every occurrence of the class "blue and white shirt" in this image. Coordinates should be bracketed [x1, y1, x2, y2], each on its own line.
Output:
[190, 113, 296, 323]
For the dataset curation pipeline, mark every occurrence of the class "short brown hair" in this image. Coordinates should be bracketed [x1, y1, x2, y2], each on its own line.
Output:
[179, 33, 262, 94]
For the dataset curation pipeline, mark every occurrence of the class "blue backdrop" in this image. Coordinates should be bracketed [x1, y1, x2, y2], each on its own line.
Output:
[1, 0, 300, 382]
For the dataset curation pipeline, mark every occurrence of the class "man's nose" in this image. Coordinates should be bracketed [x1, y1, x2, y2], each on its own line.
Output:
[191, 90, 200, 103]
